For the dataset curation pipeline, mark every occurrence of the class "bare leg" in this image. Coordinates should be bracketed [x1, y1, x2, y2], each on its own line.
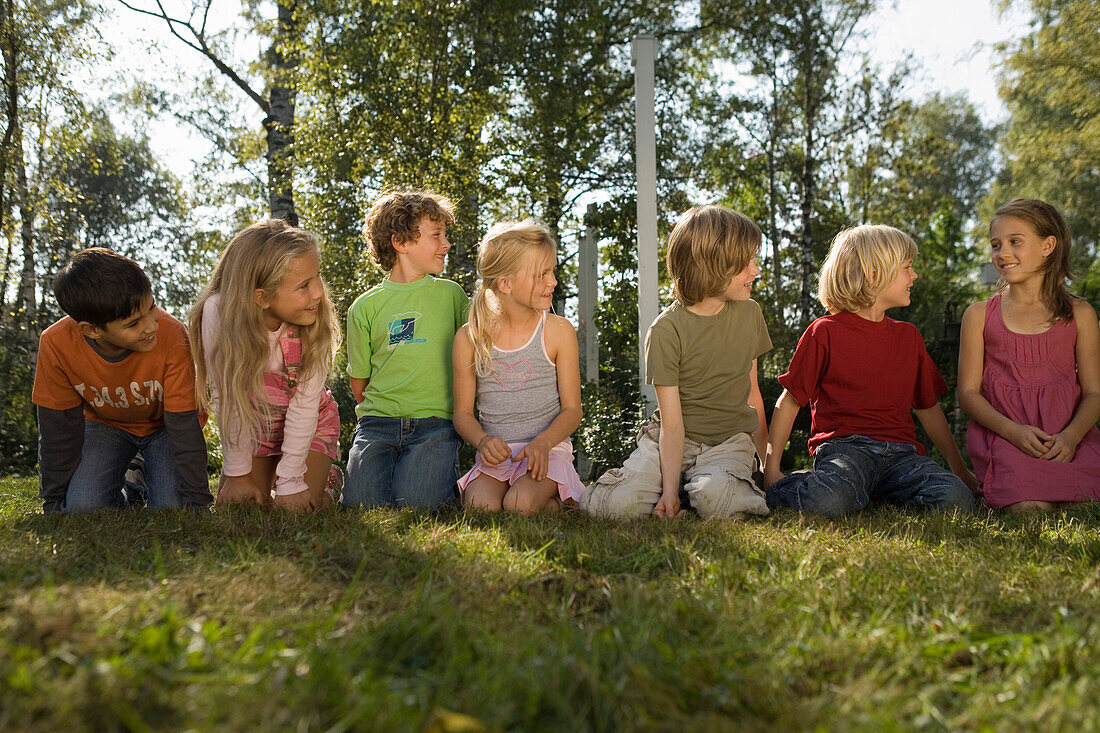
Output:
[304, 450, 335, 509]
[1004, 500, 1057, 513]
[464, 475, 509, 512]
[504, 475, 561, 516]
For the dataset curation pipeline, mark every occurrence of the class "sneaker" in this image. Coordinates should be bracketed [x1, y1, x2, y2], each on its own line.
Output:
[123, 454, 148, 507]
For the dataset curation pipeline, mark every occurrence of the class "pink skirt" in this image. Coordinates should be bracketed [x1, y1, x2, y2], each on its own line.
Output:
[458, 439, 585, 502]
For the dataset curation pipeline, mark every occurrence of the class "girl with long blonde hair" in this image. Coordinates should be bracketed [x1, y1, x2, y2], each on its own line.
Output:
[189, 219, 342, 512]
[452, 220, 584, 514]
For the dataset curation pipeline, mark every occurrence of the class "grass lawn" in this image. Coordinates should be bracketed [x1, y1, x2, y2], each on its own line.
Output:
[3, 475, 1100, 731]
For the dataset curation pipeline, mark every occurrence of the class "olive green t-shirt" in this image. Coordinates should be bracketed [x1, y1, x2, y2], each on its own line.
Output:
[645, 299, 772, 445]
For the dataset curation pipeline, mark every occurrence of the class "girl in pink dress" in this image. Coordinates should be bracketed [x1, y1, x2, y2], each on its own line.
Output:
[189, 220, 343, 512]
[959, 198, 1100, 511]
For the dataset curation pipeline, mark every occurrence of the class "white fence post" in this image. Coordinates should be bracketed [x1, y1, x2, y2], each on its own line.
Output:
[633, 34, 659, 409]
[579, 202, 599, 386]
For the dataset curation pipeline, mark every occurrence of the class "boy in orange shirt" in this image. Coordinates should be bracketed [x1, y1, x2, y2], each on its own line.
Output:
[33, 249, 210, 512]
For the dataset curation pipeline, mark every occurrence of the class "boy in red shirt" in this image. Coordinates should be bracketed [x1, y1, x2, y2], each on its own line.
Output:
[33, 249, 210, 512]
[764, 225, 978, 516]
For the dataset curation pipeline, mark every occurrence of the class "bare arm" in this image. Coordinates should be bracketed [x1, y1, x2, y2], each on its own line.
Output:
[452, 325, 510, 466]
[349, 376, 368, 405]
[747, 359, 768, 470]
[914, 404, 978, 492]
[764, 389, 801, 488]
[515, 317, 583, 481]
[1042, 301, 1100, 461]
[958, 301, 1051, 457]
[653, 384, 686, 518]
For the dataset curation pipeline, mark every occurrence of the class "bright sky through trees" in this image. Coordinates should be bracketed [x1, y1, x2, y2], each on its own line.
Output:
[96, 1, 1030, 176]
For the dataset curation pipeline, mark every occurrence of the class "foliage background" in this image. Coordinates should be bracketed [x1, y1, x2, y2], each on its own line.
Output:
[0, 0, 1095, 477]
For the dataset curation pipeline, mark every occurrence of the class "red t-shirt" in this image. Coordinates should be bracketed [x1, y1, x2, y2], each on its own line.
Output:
[778, 311, 947, 455]
[32, 314, 198, 437]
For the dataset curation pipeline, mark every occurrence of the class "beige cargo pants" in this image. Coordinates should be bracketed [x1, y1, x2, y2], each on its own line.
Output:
[581, 423, 768, 519]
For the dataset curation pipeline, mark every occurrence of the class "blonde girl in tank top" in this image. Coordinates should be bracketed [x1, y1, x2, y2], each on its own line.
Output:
[452, 220, 585, 514]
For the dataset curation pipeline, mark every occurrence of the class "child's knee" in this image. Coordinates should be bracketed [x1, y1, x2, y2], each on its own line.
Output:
[913, 474, 977, 513]
[464, 492, 503, 513]
[580, 468, 661, 518]
[687, 471, 768, 519]
[766, 471, 867, 517]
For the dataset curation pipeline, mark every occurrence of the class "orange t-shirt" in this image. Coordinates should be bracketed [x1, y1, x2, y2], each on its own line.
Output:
[32, 314, 198, 437]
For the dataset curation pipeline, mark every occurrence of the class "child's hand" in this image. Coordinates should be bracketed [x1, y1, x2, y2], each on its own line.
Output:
[514, 437, 551, 481]
[477, 435, 512, 466]
[653, 490, 684, 518]
[956, 466, 981, 494]
[216, 474, 271, 507]
[1007, 423, 1053, 458]
[763, 467, 786, 489]
[1040, 431, 1079, 462]
[274, 488, 326, 513]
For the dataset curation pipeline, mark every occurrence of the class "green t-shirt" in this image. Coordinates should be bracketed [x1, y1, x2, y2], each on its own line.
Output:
[346, 275, 469, 419]
[645, 299, 772, 445]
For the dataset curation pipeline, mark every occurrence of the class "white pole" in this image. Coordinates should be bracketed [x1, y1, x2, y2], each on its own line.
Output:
[579, 203, 599, 385]
[633, 34, 659, 409]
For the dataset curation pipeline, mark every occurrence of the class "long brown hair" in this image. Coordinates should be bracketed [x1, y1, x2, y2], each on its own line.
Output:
[188, 220, 341, 442]
[992, 198, 1075, 323]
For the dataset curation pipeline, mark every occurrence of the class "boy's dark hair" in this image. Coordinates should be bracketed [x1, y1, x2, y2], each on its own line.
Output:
[363, 190, 456, 271]
[53, 248, 153, 326]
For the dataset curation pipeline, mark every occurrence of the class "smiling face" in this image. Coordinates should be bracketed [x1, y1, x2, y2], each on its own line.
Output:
[394, 216, 451, 280]
[722, 258, 760, 302]
[503, 249, 557, 311]
[875, 259, 917, 311]
[990, 215, 1055, 284]
[83, 295, 162, 356]
[257, 249, 324, 331]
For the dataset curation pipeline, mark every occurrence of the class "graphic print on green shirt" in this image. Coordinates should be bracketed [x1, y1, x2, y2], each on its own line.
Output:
[387, 312, 426, 348]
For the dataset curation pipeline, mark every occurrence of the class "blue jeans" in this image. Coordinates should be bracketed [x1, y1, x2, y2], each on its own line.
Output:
[766, 435, 976, 517]
[63, 422, 183, 513]
[342, 416, 461, 509]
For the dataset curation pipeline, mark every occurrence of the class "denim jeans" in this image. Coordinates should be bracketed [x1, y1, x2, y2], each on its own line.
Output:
[765, 435, 975, 517]
[342, 415, 461, 509]
[63, 421, 183, 513]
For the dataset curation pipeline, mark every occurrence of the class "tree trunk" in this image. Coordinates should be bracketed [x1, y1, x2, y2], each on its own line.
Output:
[4, 0, 32, 337]
[266, 0, 297, 224]
[766, 54, 781, 307]
[0, 0, 11, 319]
[797, 8, 817, 328]
[546, 182, 567, 316]
[798, 101, 815, 327]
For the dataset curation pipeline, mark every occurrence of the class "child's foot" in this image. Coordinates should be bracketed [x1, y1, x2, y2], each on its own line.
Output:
[325, 464, 344, 503]
[1005, 500, 1057, 513]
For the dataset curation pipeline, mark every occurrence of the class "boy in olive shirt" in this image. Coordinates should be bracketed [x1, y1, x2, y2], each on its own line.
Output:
[342, 191, 469, 509]
[582, 205, 771, 519]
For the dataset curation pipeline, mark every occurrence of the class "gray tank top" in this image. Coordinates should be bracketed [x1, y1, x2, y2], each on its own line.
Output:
[477, 312, 561, 443]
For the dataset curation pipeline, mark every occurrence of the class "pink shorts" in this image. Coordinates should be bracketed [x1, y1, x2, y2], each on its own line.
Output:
[458, 439, 585, 502]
